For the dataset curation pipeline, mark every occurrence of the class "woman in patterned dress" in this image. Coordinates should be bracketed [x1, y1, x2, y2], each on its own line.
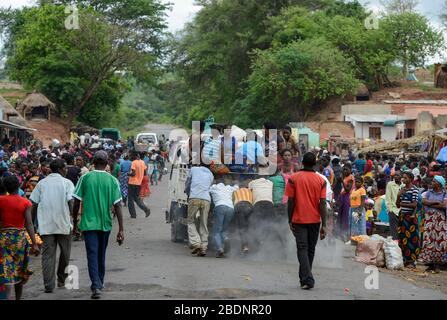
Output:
[0, 176, 39, 300]
[396, 171, 421, 269]
[420, 175, 447, 273]
[119, 154, 132, 207]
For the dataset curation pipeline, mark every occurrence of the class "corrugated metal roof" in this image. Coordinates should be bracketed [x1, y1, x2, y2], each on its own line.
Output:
[0, 119, 36, 131]
[383, 100, 447, 105]
[345, 114, 412, 123]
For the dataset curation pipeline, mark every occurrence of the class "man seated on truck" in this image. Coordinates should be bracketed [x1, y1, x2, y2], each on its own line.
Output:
[185, 165, 214, 257]
[188, 121, 206, 165]
[232, 130, 267, 174]
[202, 125, 222, 165]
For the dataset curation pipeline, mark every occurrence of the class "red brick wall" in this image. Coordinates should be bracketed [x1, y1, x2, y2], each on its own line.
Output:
[391, 104, 447, 118]
[301, 121, 355, 143]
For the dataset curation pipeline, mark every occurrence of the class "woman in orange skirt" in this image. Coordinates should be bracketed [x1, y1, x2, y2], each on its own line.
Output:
[139, 174, 151, 199]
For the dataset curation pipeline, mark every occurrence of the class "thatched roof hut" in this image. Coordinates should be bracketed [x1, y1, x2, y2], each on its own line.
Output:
[17, 92, 56, 120]
[0, 94, 28, 126]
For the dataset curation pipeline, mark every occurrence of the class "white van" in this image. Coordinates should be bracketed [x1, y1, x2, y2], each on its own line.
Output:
[135, 133, 159, 152]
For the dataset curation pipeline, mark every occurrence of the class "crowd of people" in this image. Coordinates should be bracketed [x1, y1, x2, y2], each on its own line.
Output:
[0, 136, 168, 300]
[184, 122, 447, 288]
[1, 121, 447, 299]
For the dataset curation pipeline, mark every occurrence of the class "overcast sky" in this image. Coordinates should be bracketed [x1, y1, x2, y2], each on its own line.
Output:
[0, 0, 445, 62]
[360, 0, 445, 25]
[0, 0, 444, 30]
[0, 0, 202, 32]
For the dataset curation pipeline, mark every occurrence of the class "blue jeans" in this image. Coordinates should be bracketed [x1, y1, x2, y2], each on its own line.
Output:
[212, 205, 235, 251]
[84, 231, 111, 291]
[349, 207, 366, 236]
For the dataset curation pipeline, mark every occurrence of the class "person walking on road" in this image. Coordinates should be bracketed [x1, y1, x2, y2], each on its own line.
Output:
[0, 175, 40, 300]
[128, 152, 151, 218]
[185, 165, 214, 257]
[286, 152, 327, 290]
[73, 151, 124, 299]
[30, 159, 75, 293]
[119, 154, 132, 207]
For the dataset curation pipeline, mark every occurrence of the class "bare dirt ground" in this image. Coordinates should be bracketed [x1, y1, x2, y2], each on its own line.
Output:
[372, 83, 447, 102]
[0, 82, 23, 90]
[380, 264, 447, 295]
[28, 117, 70, 146]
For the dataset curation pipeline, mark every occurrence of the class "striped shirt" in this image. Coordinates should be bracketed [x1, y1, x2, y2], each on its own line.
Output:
[233, 188, 253, 205]
[202, 137, 222, 163]
[399, 186, 420, 216]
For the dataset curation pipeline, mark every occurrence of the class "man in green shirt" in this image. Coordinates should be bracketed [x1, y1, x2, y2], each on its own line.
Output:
[385, 171, 402, 240]
[73, 151, 124, 300]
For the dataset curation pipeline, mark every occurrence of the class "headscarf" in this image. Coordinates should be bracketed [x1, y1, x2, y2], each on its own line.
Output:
[433, 175, 446, 188]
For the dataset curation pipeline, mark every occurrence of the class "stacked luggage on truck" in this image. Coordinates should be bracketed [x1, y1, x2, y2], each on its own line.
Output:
[166, 123, 263, 244]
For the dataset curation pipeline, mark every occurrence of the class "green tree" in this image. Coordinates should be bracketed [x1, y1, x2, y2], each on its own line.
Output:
[241, 38, 359, 127]
[172, 0, 334, 125]
[383, 13, 444, 78]
[1, 1, 169, 125]
[267, 7, 396, 89]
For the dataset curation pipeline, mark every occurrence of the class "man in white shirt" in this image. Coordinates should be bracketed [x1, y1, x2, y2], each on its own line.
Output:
[248, 178, 274, 251]
[30, 159, 75, 293]
[209, 182, 239, 257]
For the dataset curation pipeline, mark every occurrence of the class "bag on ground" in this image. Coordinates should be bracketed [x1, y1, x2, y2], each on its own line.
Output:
[355, 239, 385, 267]
[383, 237, 404, 270]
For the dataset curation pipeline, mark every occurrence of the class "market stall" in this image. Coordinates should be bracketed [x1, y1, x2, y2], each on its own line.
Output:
[358, 132, 447, 158]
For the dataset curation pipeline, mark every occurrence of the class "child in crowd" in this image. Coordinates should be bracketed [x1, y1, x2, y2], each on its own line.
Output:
[365, 199, 376, 236]
[349, 176, 367, 236]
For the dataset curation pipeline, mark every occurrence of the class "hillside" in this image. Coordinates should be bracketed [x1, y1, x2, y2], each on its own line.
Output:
[306, 81, 447, 123]
[28, 117, 70, 146]
[0, 82, 69, 145]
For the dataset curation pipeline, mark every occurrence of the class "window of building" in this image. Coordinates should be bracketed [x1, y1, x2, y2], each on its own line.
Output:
[404, 128, 415, 138]
[369, 127, 381, 140]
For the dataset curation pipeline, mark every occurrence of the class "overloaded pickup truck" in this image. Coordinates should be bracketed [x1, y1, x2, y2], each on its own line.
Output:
[135, 133, 160, 152]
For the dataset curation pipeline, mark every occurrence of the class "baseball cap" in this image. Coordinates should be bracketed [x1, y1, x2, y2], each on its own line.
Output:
[93, 150, 108, 162]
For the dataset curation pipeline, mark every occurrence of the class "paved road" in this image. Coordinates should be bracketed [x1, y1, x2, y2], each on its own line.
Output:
[23, 174, 447, 300]
[142, 123, 184, 140]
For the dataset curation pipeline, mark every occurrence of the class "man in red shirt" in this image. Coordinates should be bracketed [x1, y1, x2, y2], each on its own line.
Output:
[286, 152, 327, 290]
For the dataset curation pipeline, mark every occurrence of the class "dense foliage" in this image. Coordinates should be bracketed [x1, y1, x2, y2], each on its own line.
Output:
[1, 0, 169, 127]
[166, 0, 444, 128]
[0, 0, 444, 131]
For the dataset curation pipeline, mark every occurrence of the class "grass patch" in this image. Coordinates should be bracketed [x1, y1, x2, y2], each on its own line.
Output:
[0, 88, 28, 106]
